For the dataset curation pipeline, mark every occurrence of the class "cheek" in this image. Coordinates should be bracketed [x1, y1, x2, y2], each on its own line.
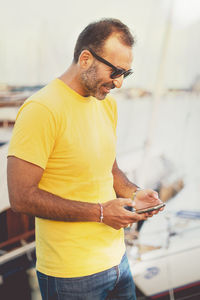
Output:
[96, 64, 112, 81]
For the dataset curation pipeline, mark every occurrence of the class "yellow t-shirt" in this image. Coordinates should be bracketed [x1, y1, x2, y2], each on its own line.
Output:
[8, 78, 125, 277]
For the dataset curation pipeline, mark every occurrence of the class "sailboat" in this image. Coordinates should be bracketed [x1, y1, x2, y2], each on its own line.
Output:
[125, 178, 200, 299]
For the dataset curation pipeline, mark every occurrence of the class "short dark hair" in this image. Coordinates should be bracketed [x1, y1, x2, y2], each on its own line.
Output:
[73, 18, 135, 63]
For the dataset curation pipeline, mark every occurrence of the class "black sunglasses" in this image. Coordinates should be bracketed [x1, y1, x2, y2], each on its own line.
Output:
[88, 48, 133, 79]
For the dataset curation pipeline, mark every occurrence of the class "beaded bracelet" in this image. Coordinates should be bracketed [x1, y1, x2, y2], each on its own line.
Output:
[98, 203, 104, 223]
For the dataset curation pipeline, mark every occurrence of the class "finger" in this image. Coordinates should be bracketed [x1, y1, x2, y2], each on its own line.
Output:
[139, 213, 148, 220]
[130, 212, 148, 221]
[147, 212, 154, 217]
[151, 206, 165, 215]
[144, 211, 155, 218]
[159, 206, 165, 211]
[140, 211, 153, 219]
[146, 189, 159, 200]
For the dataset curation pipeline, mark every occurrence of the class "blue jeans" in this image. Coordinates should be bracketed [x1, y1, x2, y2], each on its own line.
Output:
[36, 253, 136, 300]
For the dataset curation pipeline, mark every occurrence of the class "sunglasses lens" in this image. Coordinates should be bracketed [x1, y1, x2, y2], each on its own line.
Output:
[111, 69, 124, 79]
[124, 70, 133, 78]
[111, 69, 133, 79]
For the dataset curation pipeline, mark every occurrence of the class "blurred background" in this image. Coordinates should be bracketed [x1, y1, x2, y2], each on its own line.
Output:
[0, 0, 200, 299]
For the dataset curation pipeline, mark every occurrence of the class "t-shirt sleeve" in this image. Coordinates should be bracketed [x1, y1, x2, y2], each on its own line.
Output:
[8, 101, 57, 169]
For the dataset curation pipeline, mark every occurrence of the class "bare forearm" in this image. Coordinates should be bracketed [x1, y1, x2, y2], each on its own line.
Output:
[7, 157, 154, 229]
[112, 160, 139, 198]
[10, 186, 100, 222]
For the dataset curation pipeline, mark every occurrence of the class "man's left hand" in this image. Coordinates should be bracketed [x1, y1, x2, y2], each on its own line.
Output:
[134, 189, 164, 216]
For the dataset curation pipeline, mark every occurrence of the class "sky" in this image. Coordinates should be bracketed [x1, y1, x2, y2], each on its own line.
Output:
[1, 0, 200, 91]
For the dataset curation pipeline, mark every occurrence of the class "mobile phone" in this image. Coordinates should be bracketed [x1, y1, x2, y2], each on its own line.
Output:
[135, 202, 166, 214]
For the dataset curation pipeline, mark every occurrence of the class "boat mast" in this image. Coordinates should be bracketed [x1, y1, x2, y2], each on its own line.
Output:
[138, 0, 174, 188]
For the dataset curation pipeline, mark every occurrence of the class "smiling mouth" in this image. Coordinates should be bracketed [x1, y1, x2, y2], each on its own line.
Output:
[102, 84, 115, 94]
[103, 87, 110, 93]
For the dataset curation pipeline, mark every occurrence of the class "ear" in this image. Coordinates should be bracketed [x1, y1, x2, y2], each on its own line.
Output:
[78, 50, 93, 69]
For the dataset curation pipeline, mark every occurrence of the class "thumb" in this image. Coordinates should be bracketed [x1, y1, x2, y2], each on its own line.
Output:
[146, 189, 159, 199]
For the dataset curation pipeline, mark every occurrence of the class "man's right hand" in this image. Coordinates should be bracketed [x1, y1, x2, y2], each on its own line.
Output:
[102, 198, 148, 230]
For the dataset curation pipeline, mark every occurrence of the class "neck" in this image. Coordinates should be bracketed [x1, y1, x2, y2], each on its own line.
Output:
[58, 64, 89, 97]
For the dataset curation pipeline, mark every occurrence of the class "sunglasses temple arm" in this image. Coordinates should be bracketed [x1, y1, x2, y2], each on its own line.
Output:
[89, 49, 118, 70]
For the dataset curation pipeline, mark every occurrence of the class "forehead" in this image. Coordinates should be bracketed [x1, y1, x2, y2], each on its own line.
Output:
[102, 34, 133, 69]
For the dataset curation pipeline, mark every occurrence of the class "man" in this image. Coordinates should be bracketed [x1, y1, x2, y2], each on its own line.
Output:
[7, 19, 163, 300]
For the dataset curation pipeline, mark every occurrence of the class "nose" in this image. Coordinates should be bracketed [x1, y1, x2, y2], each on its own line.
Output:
[113, 76, 124, 88]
